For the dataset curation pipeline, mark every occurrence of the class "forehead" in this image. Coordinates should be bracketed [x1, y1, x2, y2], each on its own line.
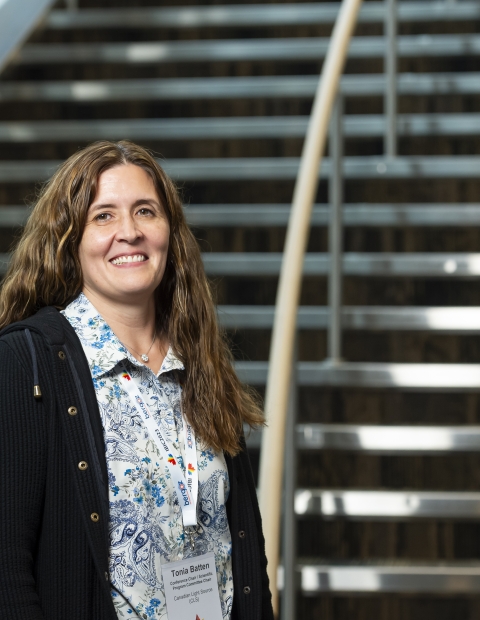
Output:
[93, 164, 159, 202]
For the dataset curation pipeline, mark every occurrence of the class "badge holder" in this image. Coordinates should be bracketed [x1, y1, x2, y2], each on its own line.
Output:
[159, 521, 222, 620]
[161, 552, 223, 620]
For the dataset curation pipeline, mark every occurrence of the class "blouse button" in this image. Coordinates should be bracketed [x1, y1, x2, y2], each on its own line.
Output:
[90, 512, 100, 523]
[78, 461, 88, 471]
[243, 586, 251, 595]
[68, 406, 77, 416]
[58, 350, 66, 360]
[104, 571, 109, 582]
[238, 530, 246, 538]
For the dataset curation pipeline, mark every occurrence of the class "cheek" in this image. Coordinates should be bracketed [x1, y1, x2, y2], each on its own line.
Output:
[78, 242, 95, 284]
[78, 229, 110, 274]
[80, 229, 110, 257]
[153, 225, 170, 255]
[77, 239, 88, 274]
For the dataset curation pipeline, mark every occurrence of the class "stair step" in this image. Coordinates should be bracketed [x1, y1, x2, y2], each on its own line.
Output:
[46, 2, 480, 29]
[2, 114, 480, 142]
[167, 156, 480, 180]
[0, 252, 479, 277]
[3, 203, 480, 228]
[186, 204, 480, 227]
[17, 34, 480, 65]
[1, 251, 480, 277]
[1, 73, 479, 102]
[218, 306, 480, 331]
[1, 250, 480, 277]
[203, 253, 480, 277]
[247, 424, 480, 452]
[3, 156, 480, 182]
[290, 562, 480, 593]
[294, 490, 480, 518]
[234, 361, 480, 388]
[0, 206, 30, 226]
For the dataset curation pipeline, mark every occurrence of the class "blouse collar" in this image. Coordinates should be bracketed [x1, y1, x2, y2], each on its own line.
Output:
[62, 292, 184, 379]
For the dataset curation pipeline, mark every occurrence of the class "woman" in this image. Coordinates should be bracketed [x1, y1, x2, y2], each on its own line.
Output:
[0, 140, 273, 620]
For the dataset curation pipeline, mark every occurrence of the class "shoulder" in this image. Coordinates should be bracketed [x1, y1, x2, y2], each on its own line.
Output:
[0, 307, 90, 404]
[0, 306, 80, 349]
[0, 306, 81, 373]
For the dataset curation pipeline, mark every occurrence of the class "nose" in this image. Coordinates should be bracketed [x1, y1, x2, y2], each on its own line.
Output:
[115, 212, 141, 243]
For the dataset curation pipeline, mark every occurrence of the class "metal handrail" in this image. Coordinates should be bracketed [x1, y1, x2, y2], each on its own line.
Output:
[257, 0, 364, 614]
[0, 0, 57, 76]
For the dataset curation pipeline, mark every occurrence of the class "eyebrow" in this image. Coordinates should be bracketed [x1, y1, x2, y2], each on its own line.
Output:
[89, 198, 162, 212]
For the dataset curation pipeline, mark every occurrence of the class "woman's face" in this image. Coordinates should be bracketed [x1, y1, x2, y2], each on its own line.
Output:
[79, 163, 170, 307]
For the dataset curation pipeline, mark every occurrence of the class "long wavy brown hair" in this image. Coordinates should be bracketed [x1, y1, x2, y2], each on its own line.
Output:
[0, 140, 263, 455]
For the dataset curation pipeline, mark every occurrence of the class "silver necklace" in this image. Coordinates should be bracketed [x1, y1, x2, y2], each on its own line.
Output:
[122, 331, 157, 363]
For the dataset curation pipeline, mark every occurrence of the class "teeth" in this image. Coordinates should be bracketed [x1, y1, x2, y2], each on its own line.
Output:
[111, 254, 146, 265]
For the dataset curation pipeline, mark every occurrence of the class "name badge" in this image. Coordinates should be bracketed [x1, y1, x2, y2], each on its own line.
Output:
[161, 552, 223, 620]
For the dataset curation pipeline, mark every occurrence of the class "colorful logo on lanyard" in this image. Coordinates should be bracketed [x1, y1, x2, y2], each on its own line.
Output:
[167, 454, 176, 465]
[188, 463, 195, 475]
[121, 372, 131, 381]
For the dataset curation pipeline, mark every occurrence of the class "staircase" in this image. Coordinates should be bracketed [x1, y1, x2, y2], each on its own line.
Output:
[3, 1, 480, 618]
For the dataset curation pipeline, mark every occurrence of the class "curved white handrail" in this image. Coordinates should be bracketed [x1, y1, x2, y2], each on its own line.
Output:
[257, 0, 364, 614]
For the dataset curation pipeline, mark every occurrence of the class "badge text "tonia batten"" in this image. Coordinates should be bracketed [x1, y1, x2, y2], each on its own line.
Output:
[171, 560, 211, 578]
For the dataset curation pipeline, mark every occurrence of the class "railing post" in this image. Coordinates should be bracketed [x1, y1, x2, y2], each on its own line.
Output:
[281, 340, 298, 620]
[385, 0, 397, 157]
[328, 94, 344, 363]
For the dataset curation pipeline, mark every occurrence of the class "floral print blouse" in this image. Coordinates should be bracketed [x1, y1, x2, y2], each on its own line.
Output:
[62, 293, 233, 620]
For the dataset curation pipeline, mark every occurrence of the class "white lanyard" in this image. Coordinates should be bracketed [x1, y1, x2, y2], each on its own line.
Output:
[120, 365, 198, 527]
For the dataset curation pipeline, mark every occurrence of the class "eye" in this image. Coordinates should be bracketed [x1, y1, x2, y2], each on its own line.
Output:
[93, 212, 111, 222]
[137, 207, 154, 217]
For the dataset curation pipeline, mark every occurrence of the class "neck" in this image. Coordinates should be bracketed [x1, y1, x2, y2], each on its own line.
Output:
[82, 287, 157, 351]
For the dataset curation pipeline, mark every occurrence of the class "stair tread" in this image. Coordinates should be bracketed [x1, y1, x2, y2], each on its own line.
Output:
[46, 2, 480, 29]
[17, 34, 480, 64]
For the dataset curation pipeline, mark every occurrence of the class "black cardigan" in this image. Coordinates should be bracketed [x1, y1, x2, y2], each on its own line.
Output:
[0, 307, 273, 620]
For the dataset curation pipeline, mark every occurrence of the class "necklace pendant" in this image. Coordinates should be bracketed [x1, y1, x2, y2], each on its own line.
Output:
[141, 354, 149, 362]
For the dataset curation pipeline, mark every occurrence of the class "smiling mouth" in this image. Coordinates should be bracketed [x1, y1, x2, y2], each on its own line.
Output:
[110, 254, 147, 265]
